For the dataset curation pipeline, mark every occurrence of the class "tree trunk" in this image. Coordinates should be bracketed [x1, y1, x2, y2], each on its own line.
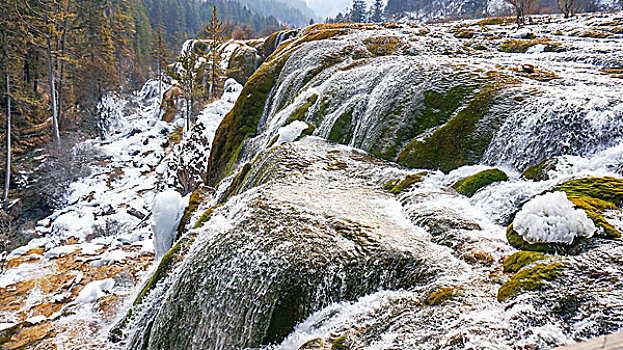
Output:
[47, 38, 61, 150]
[2, 0, 10, 202]
[57, 12, 70, 128]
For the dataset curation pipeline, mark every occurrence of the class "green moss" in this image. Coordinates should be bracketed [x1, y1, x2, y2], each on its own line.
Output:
[503, 251, 546, 273]
[363, 36, 404, 57]
[193, 203, 224, 229]
[328, 110, 354, 145]
[499, 38, 561, 53]
[286, 95, 318, 125]
[553, 177, 623, 208]
[177, 188, 206, 237]
[506, 224, 564, 254]
[497, 262, 566, 302]
[331, 335, 348, 350]
[424, 287, 459, 306]
[521, 158, 558, 181]
[397, 86, 499, 173]
[368, 81, 479, 161]
[206, 58, 284, 186]
[223, 162, 253, 201]
[295, 123, 316, 141]
[326, 161, 348, 171]
[134, 241, 182, 306]
[267, 134, 280, 148]
[452, 168, 508, 197]
[383, 172, 427, 194]
[454, 29, 475, 38]
[552, 177, 623, 240]
[568, 197, 620, 239]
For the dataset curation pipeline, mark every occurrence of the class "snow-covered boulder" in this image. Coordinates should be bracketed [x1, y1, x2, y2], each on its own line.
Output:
[74, 278, 116, 304]
[152, 190, 186, 259]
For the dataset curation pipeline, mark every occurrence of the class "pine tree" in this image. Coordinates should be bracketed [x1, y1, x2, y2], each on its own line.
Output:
[369, 0, 385, 23]
[196, 6, 225, 100]
[153, 23, 169, 98]
[350, 0, 368, 23]
[166, 51, 201, 133]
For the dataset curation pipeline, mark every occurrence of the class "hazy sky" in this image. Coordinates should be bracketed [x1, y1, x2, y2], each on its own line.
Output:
[306, 0, 386, 19]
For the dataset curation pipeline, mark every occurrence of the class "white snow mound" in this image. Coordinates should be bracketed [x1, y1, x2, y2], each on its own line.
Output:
[514, 191, 596, 245]
[74, 278, 115, 304]
[152, 189, 186, 259]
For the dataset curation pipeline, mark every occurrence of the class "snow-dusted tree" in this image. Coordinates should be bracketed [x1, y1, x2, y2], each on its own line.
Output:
[503, 0, 538, 24]
[557, 0, 577, 17]
[197, 6, 225, 100]
[350, 0, 367, 23]
[153, 23, 169, 99]
[167, 51, 201, 133]
[369, 0, 385, 23]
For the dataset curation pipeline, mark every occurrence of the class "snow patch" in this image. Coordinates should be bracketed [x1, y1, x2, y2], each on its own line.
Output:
[74, 278, 116, 304]
[514, 192, 596, 245]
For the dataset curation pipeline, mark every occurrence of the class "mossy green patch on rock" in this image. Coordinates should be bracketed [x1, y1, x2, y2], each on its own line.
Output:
[134, 241, 182, 306]
[503, 251, 546, 273]
[383, 172, 428, 194]
[295, 123, 316, 141]
[452, 168, 508, 197]
[331, 335, 349, 350]
[553, 177, 623, 208]
[328, 110, 354, 145]
[177, 188, 207, 237]
[497, 262, 566, 302]
[506, 224, 567, 254]
[397, 86, 500, 173]
[423, 287, 460, 306]
[326, 161, 348, 171]
[522, 158, 558, 181]
[499, 38, 562, 53]
[193, 203, 225, 229]
[222, 162, 253, 201]
[286, 95, 318, 125]
[553, 177, 623, 239]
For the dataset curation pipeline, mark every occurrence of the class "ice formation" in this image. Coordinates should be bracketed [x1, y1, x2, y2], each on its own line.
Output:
[152, 189, 186, 259]
[514, 191, 596, 244]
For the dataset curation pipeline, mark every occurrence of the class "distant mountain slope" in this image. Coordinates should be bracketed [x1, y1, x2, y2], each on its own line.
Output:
[239, 0, 318, 26]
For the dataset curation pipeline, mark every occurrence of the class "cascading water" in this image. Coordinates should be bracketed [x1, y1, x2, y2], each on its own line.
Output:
[118, 13, 623, 350]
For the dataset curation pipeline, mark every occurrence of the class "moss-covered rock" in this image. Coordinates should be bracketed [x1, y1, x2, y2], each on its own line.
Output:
[193, 203, 224, 230]
[423, 287, 460, 306]
[506, 224, 570, 254]
[397, 86, 501, 173]
[331, 335, 349, 350]
[521, 158, 558, 181]
[552, 177, 623, 240]
[383, 172, 428, 194]
[499, 38, 562, 53]
[327, 111, 354, 145]
[452, 168, 508, 197]
[497, 262, 566, 302]
[222, 162, 253, 201]
[177, 188, 207, 237]
[503, 251, 546, 273]
[295, 123, 316, 141]
[286, 95, 318, 125]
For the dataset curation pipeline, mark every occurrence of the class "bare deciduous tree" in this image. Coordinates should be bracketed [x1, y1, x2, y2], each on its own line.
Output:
[503, 0, 538, 25]
[558, 0, 577, 18]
